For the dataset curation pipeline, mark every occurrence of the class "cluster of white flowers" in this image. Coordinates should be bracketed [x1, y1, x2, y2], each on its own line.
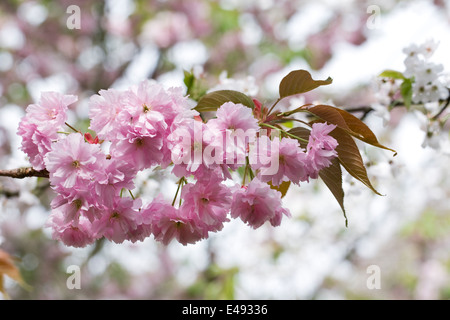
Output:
[403, 40, 449, 106]
[373, 40, 450, 153]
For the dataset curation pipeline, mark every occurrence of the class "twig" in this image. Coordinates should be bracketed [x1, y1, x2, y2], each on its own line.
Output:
[431, 91, 450, 120]
[0, 186, 19, 198]
[0, 167, 49, 179]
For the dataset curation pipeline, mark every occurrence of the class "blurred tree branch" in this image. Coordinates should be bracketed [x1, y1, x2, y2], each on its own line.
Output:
[0, 167, 49, 179]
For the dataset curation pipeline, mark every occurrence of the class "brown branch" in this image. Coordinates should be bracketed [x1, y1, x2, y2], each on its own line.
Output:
[0, 167, 49, 179]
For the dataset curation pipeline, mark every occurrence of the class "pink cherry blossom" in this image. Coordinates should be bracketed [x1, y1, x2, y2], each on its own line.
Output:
[46, 212, 95, 248]
[208, 102, 259, 133]
[93, 159, 136, 208]
[120, 80, 189, 136]
[25, 92, 77, 135]
[92, 197, 141, 244]
[168, 118, 224, 180]
[88, 88, 125, 141]
[230, 178, 291, 229]
[306, 122, 338, 179]
[44, 133, 105, 192]
[141, 196, 205, 246]
[252, 135, 309, 186]
[17, 116, 54, 170]
[207, 102, 259, 169]
[109, 126, 164, 172]
[180, 175, 232, 231]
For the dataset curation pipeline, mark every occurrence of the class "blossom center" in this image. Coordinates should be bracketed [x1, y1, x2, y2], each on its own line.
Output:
[175, 221, 182, 227]
[192, 141, 202, 152]
[72, 199, 83, 210]
[143, 104, 151, 113]
[135, 138, 144, 147]
[110, 211, 120, 220]
[201, 197, 209, 204]
[72, 160, 80, 168]
[48, 109, 57, 120]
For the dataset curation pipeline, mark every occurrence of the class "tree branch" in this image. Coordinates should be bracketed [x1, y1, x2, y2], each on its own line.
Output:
[0, 167, 49, 179]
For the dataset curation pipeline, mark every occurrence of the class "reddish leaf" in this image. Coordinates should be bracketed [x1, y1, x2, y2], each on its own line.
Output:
[318, 158, 347, 226]
[268, 180, 291, 198]
[279, 70, 332, 99]
[330, 127, 382, 196]
[0, 249, 30, 298]
[287, 126, 311, 149]
[289, 127, 347, 223]
[307, 105, 396, 155]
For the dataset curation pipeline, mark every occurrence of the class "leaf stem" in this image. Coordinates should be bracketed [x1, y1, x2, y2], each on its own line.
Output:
[171, 177, 186, 207]
[65, 122, 80, 133]
[431, 91, 450, 120]
[267, 98, 282, 115]
[259, 123, 309, 143]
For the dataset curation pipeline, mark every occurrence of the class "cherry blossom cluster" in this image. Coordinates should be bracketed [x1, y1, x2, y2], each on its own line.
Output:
[17, 80, 338, 247]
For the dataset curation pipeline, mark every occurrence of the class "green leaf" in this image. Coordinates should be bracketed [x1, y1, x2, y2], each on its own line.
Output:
[379, 69, 405, 79]
[307, 105, 397, 155]
[194, 90, 255, 112]
[183, 69, 208, 102]
[183, 70, 195, 92]
[400, 78, 413, 109]
[279, 69, 332, 99]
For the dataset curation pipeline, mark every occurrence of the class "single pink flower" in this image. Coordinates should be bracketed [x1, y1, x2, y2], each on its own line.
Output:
[88, 88, 125, 140]
[109, 127, 164, 171]
[26, 92, 77, 135]
[168, 118, 223, 180]
[180, 175, 232, 231]
[251, 135, 309, 186]
[46, 212, 95, 248]
[44, 133, 105, 192]
[141, 196, 205, 246]
[92, 197, 141, 244]
[207, 102, 259, 169]
[93, 159, 136, 208]
[208, 102, 259, 133]
[306, 122, 338, 179]
[17, 116, 54, 170]
[120, 80, 188, 136]
[230, 178, 290, 229]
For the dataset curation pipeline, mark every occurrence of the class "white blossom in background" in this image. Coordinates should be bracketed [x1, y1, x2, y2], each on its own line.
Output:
[208, 71, 259, 96]
[374, 40, 450, 153]
[370, 77, 401, 126]
[402, 40, 449, 104]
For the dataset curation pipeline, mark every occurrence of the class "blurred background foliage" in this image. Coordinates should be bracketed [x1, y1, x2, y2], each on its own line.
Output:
[0, 0, 449, 299]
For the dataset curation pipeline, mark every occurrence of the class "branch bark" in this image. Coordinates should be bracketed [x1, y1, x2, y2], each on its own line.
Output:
[0, 167, 49, 179]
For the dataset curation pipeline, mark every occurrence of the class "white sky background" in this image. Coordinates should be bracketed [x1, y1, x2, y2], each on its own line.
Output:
[322, 0, 450, 91]
[1, 0, 450, 299]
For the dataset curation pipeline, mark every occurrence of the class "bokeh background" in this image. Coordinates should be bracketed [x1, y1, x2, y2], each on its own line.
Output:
[1, 0, 449, 299]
